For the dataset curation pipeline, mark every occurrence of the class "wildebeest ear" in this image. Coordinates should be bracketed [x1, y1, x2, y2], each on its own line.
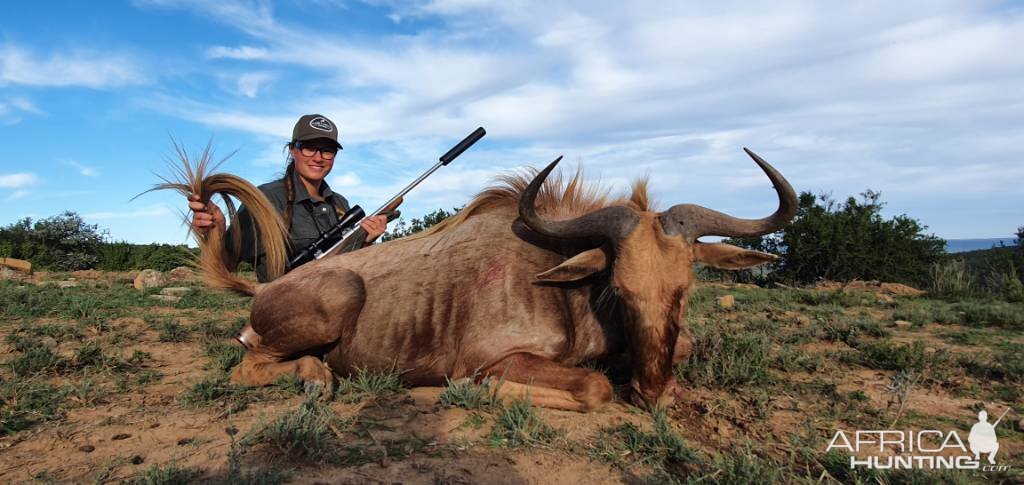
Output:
[693, 242, 777, 269]
[536, 248, 608, 282]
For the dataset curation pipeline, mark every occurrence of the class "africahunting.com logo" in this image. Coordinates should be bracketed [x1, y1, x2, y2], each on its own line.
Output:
[825, 408, 1013, 472]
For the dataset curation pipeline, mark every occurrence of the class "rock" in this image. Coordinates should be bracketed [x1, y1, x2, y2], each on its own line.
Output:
[133, 269, 167, 290]
[56, 281, 79, 289]
[111, 433, 131, 440]
[880, 282, 925, 297]
[160, 287, 191, 297]
[150, 295, 181, 304]
[893, 320, 913, 329]
[0, 257, 32, 274]
[131, 455, 145, 465]
[716, 295, 735, 310]
[78, 445, 95, 453]
[168, 266, 195, 282]
[177, 437, 194, 446]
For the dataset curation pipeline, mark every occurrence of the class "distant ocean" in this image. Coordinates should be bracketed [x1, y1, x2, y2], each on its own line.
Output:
[945, 238, 1017, 253]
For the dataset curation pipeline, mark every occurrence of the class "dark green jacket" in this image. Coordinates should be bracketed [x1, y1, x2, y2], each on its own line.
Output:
[233, 171, 353, 282]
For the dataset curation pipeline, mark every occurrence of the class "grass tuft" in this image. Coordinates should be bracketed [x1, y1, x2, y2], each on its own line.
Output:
[7, 347, 63, 376]
[438, 376, 499, 410]
[488, 398, 560, 449]
[127, 460, 198, 485]
[677, 321, 771, 389]
[336, 365, 404, 402]
[590, 411, 696, 476]
[203, 341, 246, 374]
[242, 395, 343, 463]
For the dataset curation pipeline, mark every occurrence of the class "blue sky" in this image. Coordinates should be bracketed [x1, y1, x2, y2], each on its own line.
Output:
[1, 0, 1022, 244]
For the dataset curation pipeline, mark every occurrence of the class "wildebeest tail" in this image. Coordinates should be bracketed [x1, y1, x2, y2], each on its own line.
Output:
[142, 141, 288, 296]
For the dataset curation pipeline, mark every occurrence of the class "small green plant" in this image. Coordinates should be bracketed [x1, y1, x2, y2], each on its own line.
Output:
[7, 347, 63, 376]
[845, 340, 935, 372]
[154, 318, 190, 342]
[336, 365, 404, 402]
[590, 411, 696, 477]
[0, 380, 66, 435]
[488, 398, 560, 449]
[438, 376, 499, 410]
[242, 395, 343, 463]
[959, 343, 1024, 384]
[203, 341, 245, 374]
[677, 322, 771, 389]
[127, 459, 198, 484]
[181, 375, 254, 412]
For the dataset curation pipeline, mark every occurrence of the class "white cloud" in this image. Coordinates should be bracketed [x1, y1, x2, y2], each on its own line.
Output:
[7, 190, 29, 200]
[0, 44, 145, 88]
[0, 172, 39, 188]
[328, 171, 362, 188]
[61, 159, 100, 177]
[0, 96, 42, 123]
[206, 45, 269, 60]
[136, 0, 1024, 238]
[236, 72, 273, 97]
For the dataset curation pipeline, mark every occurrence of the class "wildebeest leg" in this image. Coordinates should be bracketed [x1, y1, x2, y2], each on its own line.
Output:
[481, 353, 612, 412]
[232, 349, 337, 396]
[229, 267, 365, 398]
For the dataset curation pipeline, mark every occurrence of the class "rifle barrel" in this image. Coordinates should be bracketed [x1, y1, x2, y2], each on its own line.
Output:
[316, 127, 486, 260]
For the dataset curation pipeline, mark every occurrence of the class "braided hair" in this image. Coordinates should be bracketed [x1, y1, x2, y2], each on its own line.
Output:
[282, 160, 296, 230]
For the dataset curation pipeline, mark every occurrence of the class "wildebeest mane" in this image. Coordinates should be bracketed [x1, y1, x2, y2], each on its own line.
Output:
[407, 166, 655, 241]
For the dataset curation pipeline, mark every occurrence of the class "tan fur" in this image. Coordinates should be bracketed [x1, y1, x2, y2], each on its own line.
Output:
[162, 153, 777, 412]
[146, 141, 289, 295]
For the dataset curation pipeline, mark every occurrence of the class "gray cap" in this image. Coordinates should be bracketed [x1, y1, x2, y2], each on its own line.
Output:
[292, 114, 342, 149]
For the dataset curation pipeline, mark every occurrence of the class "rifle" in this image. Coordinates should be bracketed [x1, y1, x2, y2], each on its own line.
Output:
[287, 127, 486, 269]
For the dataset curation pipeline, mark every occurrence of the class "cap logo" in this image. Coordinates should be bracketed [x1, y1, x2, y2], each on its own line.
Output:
[309, 116, 334, 132]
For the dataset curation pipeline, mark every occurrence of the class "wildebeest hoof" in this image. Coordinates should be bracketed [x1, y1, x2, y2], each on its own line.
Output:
[297, 357, 336, 400]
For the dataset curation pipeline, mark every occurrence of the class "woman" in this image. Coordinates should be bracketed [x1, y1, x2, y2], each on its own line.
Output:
[189, 114, 391, 282]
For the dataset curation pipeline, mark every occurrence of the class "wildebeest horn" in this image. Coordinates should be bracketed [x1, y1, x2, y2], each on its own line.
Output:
[519, 156, 640, 241]
[660, 148, 797, 241]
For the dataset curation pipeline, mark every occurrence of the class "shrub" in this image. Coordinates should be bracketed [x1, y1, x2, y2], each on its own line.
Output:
[0, 212, 105, 271]
[381, 207, 460, 242]
[928, 258, 974, 298]
[722, 190, 945, 287]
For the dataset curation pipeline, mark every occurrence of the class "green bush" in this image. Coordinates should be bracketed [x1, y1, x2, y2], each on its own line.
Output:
[721, 191, 945, 287]
[0, 212, 105, 271]
[381, 207, 460, 242]
[0, 211, 197, 271]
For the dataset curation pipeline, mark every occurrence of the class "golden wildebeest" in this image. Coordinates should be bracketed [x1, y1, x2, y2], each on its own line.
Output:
[161, 148, 796, 411]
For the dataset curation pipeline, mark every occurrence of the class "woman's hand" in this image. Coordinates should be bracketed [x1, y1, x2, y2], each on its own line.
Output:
[188, 194, 226, 235]
[360, 215, 388, 243]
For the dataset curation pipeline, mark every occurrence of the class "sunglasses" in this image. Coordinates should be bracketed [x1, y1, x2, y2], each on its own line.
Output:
[294, 142, 340, 160]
